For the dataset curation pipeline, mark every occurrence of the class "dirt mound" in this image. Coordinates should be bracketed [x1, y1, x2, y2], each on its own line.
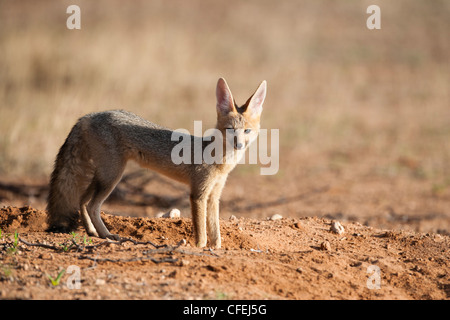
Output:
[103, 213, 261, 250]
[0, 206, 260, 250]
[0, 206, 48, 233]
[0, 206, 449, 300]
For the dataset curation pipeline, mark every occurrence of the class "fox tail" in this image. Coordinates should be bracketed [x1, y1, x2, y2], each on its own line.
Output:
[46, 121, 93, 232]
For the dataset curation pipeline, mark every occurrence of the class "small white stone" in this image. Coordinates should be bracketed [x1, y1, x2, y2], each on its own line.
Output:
[162, 208, 181, 218]
[330, 221, 345, 235]
[229, 215, 237, 221]
[270, 214, 283, 221]
[180, 259, 190, 266]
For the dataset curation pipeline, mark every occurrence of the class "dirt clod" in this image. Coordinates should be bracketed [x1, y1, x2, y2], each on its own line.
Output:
[320, 241, 332, 251]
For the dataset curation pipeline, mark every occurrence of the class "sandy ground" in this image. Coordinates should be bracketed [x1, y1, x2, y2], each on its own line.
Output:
[0, 205, 449, 300]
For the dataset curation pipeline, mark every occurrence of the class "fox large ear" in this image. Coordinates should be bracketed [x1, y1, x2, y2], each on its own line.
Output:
[216, 78, 236, 115]
[245, 80, 267, 118]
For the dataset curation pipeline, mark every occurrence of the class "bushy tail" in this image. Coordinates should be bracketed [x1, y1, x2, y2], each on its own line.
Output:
[46, 122, 93, 232]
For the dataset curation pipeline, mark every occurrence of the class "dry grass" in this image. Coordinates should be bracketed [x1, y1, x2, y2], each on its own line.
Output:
[0, 0, 449, 189]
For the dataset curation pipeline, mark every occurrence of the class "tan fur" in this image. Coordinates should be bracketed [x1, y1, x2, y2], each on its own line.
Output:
[46, 78, 266, 248]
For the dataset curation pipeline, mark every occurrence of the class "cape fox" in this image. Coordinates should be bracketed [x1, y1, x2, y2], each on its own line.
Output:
[47, 78, 267, 248]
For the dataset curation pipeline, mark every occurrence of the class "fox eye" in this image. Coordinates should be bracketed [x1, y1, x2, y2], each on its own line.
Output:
[244, 129, 251, 134]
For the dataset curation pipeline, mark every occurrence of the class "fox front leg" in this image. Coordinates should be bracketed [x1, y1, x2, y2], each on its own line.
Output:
[189, 193, 208, 248]
[206, 178, 227, 248]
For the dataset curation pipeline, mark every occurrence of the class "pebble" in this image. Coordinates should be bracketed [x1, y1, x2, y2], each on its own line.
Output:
[229, 215, 237, 221]
[269, 214, 283, 221]
[95, 279, 106, 285]
[165, 209, 181, 218]
[320, 241, 331, 251]
[180, 259, 190, 266]
[293, 222, 303, 229]
[156, 209, 181, 218]
[38, 253, 53, 260]
[330, 221, 345, 235]
[168, 270, 177, 278]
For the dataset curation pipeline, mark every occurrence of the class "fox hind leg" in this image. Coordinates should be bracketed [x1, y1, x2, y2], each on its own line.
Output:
[79, 179, 99, 237]
[86, 162, 126, 240]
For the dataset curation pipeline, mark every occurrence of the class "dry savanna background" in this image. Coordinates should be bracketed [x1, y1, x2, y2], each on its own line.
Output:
[0, 0, 449, 301]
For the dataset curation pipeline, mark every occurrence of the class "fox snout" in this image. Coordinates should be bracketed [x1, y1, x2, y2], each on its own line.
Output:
[227, 128, 247, 151]
[235, 142, 244, 150]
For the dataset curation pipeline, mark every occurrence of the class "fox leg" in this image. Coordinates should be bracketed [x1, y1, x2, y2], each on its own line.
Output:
[86, 163, 126, 240]
[190, 192, 208, 247]
[79, 180, 99, 237]
[206, 178, 227, 248]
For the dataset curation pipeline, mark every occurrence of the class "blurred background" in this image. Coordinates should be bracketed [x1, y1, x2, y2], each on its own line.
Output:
[0, 0, 449, 234]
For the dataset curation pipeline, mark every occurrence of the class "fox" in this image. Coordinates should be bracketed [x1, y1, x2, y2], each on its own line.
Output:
[46, 78, 267, 248]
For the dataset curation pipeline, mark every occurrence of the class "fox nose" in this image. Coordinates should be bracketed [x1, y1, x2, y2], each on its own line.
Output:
[235, 142, 244, 150]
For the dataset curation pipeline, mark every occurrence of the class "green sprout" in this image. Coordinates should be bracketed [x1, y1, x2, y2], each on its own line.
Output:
[47, 269, 66, 286]
[6, 231, 19, 255]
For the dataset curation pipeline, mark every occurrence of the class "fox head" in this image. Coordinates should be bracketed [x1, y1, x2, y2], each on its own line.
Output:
[215, 78, 267, 152]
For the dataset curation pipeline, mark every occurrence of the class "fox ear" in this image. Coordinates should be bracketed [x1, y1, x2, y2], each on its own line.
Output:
[216, 78, 236, 115]
[245, 80, 267, 118]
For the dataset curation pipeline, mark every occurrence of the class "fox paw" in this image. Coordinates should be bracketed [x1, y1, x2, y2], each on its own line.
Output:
[196, 240, 207, 248]
[105, 233, 121, 241]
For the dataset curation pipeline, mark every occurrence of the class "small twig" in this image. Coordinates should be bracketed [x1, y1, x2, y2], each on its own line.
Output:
[18, 236, 169, 252]
[19, 237, 61, 251]
[205, 248, 220, 257]
[18, 236, 191, 264]
[82, 237, 167, 251]
[79, 254, 178, 264]
[175, 249, 220, 258]
[71, 238, 84, 251]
